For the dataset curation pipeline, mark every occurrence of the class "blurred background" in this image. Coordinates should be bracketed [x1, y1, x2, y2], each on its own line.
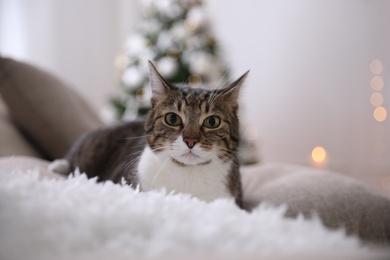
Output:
[0, 0, 389, 195]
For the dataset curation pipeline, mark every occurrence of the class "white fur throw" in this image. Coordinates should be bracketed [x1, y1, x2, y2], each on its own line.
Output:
[0, 169, 379, 260]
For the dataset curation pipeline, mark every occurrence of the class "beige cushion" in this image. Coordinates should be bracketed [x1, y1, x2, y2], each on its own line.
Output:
[0, 57, 104, 159]
[241, 163, 390, 246]
[0, 97, 43, 158]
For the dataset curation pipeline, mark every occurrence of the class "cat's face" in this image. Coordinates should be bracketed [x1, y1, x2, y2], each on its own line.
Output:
[145, 61, 248, 166]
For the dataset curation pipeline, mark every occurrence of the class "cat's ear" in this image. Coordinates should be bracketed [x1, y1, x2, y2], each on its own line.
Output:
[148, 61, 175, 98]
[218, 70, 249, 103]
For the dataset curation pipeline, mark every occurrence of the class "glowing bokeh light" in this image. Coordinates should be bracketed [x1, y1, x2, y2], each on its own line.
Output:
[188, 74, 202, 88]
[370, 59, 383, 75]
[373, 107, 387, 122]
[184, 19, 199, 31]
[245, 126, 258, 141]
[135, 88, 144, 102]
[167, 48, 181, 60]
[370, 92, 384, 107]
[115, 55, 130, 70]
[312, 146, 327, 164]
[370, 76, 384, 91]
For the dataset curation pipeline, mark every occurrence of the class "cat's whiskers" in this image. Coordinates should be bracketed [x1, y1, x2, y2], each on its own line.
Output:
[122, 143, 172, 184]
[150, 153, 171, 188]
[123, 143, 149, 153]
[93, 139, 146, 177]
[215, 150, 238, 166]
[208, 70, 232, 104]
[124, 146, 145, 153]
[122, 135, 148, 141]
[208, 83, 229, 104]
[150, 145, 172, 153]
[183, 167, 195, 191]
[122, 150, 144, 175]
[66, 62, 246, 207]
[181, 76, 190, 87]
[217, 146, 236, 154]
[208, 89, 219, 105]
[214, 68, 231, 90]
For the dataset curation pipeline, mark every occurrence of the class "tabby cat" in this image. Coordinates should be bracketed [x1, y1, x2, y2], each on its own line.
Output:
[56, 61, 248, 207]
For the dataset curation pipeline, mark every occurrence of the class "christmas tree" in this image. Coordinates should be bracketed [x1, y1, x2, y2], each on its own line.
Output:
[112, 0, 258, 164]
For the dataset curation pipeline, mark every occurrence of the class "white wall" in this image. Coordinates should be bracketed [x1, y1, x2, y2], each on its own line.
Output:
[1, 1, 389, 189]
[207, 0, 390, 181]
[0, 0, 140, 111]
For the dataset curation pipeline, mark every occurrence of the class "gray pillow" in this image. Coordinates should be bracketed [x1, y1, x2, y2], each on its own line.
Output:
[0, 97, 43, 158]
[0, 57, 104, 159]
[241, 163, 390, 246]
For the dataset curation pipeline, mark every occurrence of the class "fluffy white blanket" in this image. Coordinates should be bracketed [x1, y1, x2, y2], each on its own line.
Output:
[0, 169, 375, 260]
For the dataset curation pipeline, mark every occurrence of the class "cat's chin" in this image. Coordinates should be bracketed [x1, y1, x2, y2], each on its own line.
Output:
[167, 138, 214, 166]
[170, 152, 212, 166]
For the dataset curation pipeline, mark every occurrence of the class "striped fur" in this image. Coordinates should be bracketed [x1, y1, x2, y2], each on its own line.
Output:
[64, 61, 248, 208]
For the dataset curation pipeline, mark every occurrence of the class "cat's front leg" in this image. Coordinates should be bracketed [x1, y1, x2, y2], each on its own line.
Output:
[48, 159, 71, 175]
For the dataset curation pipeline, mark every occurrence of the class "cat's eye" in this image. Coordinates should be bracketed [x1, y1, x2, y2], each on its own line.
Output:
[203, 116, 220, 129]
[165, 113, 182, 126]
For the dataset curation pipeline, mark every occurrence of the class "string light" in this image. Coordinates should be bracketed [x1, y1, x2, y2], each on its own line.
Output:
[370, 76, 384, 91]
[373, 107, 387, 122]
[311, 146, 327, 164]
[369, 59, 387, 161]
[370, 59, 383, 75]
[370, 60, 386, 123]
[370, 92, 384, 107]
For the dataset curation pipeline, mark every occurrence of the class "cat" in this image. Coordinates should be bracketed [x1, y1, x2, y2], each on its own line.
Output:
[53, 61, 249, 208]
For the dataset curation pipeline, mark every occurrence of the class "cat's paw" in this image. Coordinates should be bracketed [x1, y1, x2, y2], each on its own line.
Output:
[48, 159, 71, 175]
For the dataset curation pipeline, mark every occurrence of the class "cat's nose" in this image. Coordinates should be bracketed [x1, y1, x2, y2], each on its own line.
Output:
[183, 137, 198, 149]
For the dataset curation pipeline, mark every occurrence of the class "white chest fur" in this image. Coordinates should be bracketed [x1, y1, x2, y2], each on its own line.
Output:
[137, 146, 232, 202]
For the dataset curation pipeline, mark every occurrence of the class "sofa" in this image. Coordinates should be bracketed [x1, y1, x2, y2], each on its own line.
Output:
[0, 56, 389, 259]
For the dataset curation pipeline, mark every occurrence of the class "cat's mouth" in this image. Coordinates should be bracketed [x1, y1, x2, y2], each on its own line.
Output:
[171, 151, 211, 166]
[182, 151, 200, 159]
